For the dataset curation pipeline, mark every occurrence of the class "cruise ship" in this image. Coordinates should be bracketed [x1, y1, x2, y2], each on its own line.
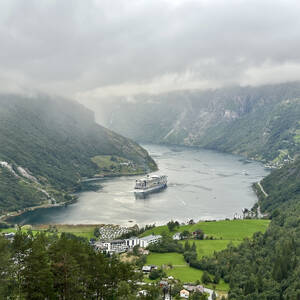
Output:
[134, 174, 167, 195]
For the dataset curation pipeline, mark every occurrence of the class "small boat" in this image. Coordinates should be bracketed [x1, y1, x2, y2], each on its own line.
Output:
[134, 174, 167, 195]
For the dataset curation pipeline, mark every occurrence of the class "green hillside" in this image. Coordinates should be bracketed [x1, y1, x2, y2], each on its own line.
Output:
[0, 94, 156, 214]
[94, 82, 300, 165]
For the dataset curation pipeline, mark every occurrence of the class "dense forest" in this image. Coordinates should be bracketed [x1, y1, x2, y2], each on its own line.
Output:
[0, 231, 163, 299]
[0, 95, 156, 214]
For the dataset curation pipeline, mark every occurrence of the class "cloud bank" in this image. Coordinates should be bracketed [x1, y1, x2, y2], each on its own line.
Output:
[0, 0, 300, 99]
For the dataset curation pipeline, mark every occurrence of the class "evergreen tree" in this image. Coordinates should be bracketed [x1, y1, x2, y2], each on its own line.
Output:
[22, 233, 54, 300]
[0, 236, 11, 298]
[184, 240, 191, 251]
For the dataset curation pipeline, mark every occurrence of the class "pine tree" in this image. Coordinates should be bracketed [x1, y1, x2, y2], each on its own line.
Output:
[22, 233, 54, 299]
[184, 240, 191, 251]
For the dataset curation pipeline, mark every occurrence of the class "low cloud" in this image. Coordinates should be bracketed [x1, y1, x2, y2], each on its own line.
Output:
[0, 0, 300, 99]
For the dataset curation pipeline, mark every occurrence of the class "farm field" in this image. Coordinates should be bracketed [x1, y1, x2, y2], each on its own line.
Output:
[143, 219, 270, 291]
[0, 224, 98, 239]
[147, 252, 187, 266]
[140, 219, 270, 240]
[182, 239, 241, 258]
[146, 251, 229, 291]
[166, 267, 229, 291]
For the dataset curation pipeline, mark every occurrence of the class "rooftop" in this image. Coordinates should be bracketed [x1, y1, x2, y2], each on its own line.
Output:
[140, 234, 162, 241]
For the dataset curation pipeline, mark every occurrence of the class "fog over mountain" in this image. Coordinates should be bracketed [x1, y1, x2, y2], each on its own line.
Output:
[1, 0, 300, 101]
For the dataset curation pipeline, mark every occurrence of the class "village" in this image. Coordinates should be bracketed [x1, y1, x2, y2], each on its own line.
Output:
[2, 217, 270, 299]
[88, 222, 217, 300]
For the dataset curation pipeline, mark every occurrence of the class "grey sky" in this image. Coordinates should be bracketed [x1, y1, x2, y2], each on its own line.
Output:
[1, 0, 300, 100]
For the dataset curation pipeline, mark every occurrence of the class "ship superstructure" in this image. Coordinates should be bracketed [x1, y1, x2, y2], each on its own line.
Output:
[134, 174, 167, 194]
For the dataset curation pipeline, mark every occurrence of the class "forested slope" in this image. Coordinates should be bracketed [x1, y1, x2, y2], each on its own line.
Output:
[0, 95, 156, 213]
[92, 82, 300, 164]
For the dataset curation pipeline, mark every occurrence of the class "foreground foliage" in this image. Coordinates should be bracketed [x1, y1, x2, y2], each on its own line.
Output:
[0, 231, 153, 300]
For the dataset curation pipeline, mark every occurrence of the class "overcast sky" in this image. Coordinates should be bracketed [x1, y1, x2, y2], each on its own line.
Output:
[1, 0, 300, 100]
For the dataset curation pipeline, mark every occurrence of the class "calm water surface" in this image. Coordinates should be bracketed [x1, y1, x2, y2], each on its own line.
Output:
[10, 144, 269, 226]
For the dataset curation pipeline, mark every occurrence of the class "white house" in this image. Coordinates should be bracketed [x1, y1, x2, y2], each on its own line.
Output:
[4, 232, 15, 240]
[180, 289, 189, 299]
[172, 232, 181, 240]
[142, 266, 152, 273]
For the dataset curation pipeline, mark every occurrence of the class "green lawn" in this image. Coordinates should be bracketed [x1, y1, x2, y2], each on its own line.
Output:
[0, 224, 98, 239]
[166, 266, 229, 291]
[182, 239, 241, 258]
[53, 225, 97, 239]
[141, 219, 270, 240]
[91, 155, 144, 176]
[142, 219, 270, 290]
[147, 252, 187, 266]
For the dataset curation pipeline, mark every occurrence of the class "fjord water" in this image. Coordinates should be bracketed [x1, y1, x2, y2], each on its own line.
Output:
[10, 144, 269, 226]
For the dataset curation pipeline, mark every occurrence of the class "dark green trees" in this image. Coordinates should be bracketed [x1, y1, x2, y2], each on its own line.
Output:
[0, 231, 138, 299]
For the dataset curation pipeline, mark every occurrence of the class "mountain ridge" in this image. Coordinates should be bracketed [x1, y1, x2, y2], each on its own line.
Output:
[91, 82, 300, 166]
[0, 94, 157, 214]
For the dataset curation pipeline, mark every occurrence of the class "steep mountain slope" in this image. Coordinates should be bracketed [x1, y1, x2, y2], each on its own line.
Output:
[0, 94, 156, 214]
[92, 82, 300, 164]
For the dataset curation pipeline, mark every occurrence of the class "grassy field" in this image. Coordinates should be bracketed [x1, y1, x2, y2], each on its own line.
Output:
[143, 219, 270, 291]
[91, 155, 144, 176]
[140, 219, 270, 240]
[147, 252, 187, 266]
[0, 224, 98, 239]
[166, 267, 229, 291]
[146, 251, 229, 291]
[182, 239, 241, 258]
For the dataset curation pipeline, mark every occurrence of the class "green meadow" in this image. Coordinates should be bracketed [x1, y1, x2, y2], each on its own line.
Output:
[147, 252, 187, 266]
[0, 224, 98, 239]
[140, 219, 270, 240]
[144, 219, 270, 291]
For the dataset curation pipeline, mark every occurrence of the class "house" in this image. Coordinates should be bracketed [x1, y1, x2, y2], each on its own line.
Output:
[180, 289, 189, 299]
[172, 232, 181, 240]
[142, 265, 157, 273]
[139, 248, 149, 255]
[142, 266, 152, 273]
[159, 280, 168, 287]
[137, 290, 148, 296]
[139, 234, 162, 248]
[4, 232, 15, 240]
[183, 284, 204, 293]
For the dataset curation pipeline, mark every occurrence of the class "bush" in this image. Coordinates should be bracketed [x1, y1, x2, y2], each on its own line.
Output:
[149, 268, 165, 280]
[201, 271, 211, 284]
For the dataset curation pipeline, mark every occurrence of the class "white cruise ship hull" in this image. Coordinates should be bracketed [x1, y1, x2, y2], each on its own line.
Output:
[134, 183, 167, 195]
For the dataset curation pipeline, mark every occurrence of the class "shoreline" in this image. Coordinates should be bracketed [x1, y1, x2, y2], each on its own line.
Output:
[0, 200, 72, 224]
[2, 170, 153, 225]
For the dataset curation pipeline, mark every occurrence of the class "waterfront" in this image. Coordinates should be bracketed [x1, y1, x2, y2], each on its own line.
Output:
[8, 144, 269, 226]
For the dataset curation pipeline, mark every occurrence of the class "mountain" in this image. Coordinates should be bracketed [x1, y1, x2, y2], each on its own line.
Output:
[0, 94, 156, 214]
[91, 82, 300, 165]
